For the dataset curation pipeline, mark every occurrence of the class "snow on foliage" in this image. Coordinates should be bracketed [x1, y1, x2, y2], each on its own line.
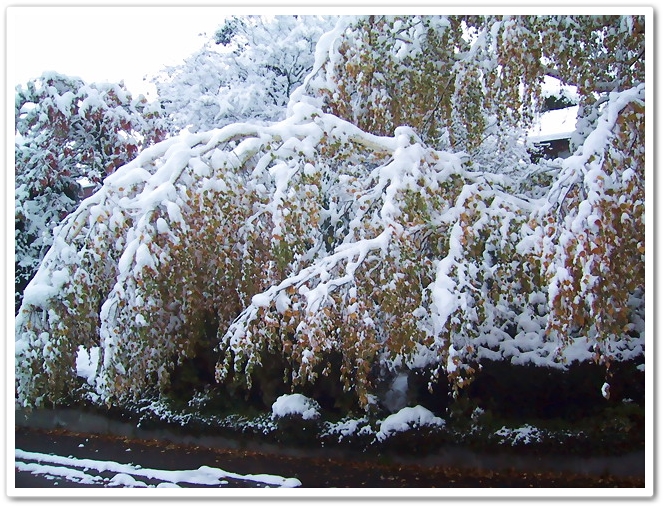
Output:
[152, 15, 336, 133]
[14, 72, 167, 312]
[15, 15, 645, 412]
[494, 424, 542, 446]
[322, 416, 372, 441]
[376, 405, 445, 442]
[271, 394, 321, 421]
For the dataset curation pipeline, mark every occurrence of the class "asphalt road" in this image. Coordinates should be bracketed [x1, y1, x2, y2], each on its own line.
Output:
[13, 426, 645, 489]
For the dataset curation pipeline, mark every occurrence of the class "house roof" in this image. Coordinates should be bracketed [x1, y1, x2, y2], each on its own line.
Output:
[526, 105, 578, 144]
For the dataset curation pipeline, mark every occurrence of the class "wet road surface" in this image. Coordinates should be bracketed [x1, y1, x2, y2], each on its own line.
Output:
[13, 426, 644, 489]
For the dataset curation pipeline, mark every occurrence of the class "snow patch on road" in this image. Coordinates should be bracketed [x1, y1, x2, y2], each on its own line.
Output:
[15, 449, 300, 488]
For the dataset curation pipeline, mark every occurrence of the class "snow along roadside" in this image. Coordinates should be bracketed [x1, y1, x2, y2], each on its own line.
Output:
[15, 449, 301, 488]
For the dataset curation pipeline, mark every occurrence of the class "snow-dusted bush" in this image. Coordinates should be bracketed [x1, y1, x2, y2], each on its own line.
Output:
[376, 405, 445, 442]
[15, 15, 645, 412]
[494, 424, 542, 446]
[322, 416, 372, 442]
[271, 394, 321, 421]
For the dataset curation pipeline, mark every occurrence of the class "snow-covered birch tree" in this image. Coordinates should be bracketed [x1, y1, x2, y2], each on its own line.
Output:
[15, 15, 646, 412]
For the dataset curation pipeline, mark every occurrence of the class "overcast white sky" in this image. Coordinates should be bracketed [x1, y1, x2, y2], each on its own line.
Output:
[8, 2, 657, 99]
[8, 6, 231, 98]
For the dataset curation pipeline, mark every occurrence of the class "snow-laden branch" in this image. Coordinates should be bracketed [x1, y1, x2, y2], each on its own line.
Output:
[544, 84, 645, 213]
[15, 101, 464, 407]
[15, 85, 646, 409]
